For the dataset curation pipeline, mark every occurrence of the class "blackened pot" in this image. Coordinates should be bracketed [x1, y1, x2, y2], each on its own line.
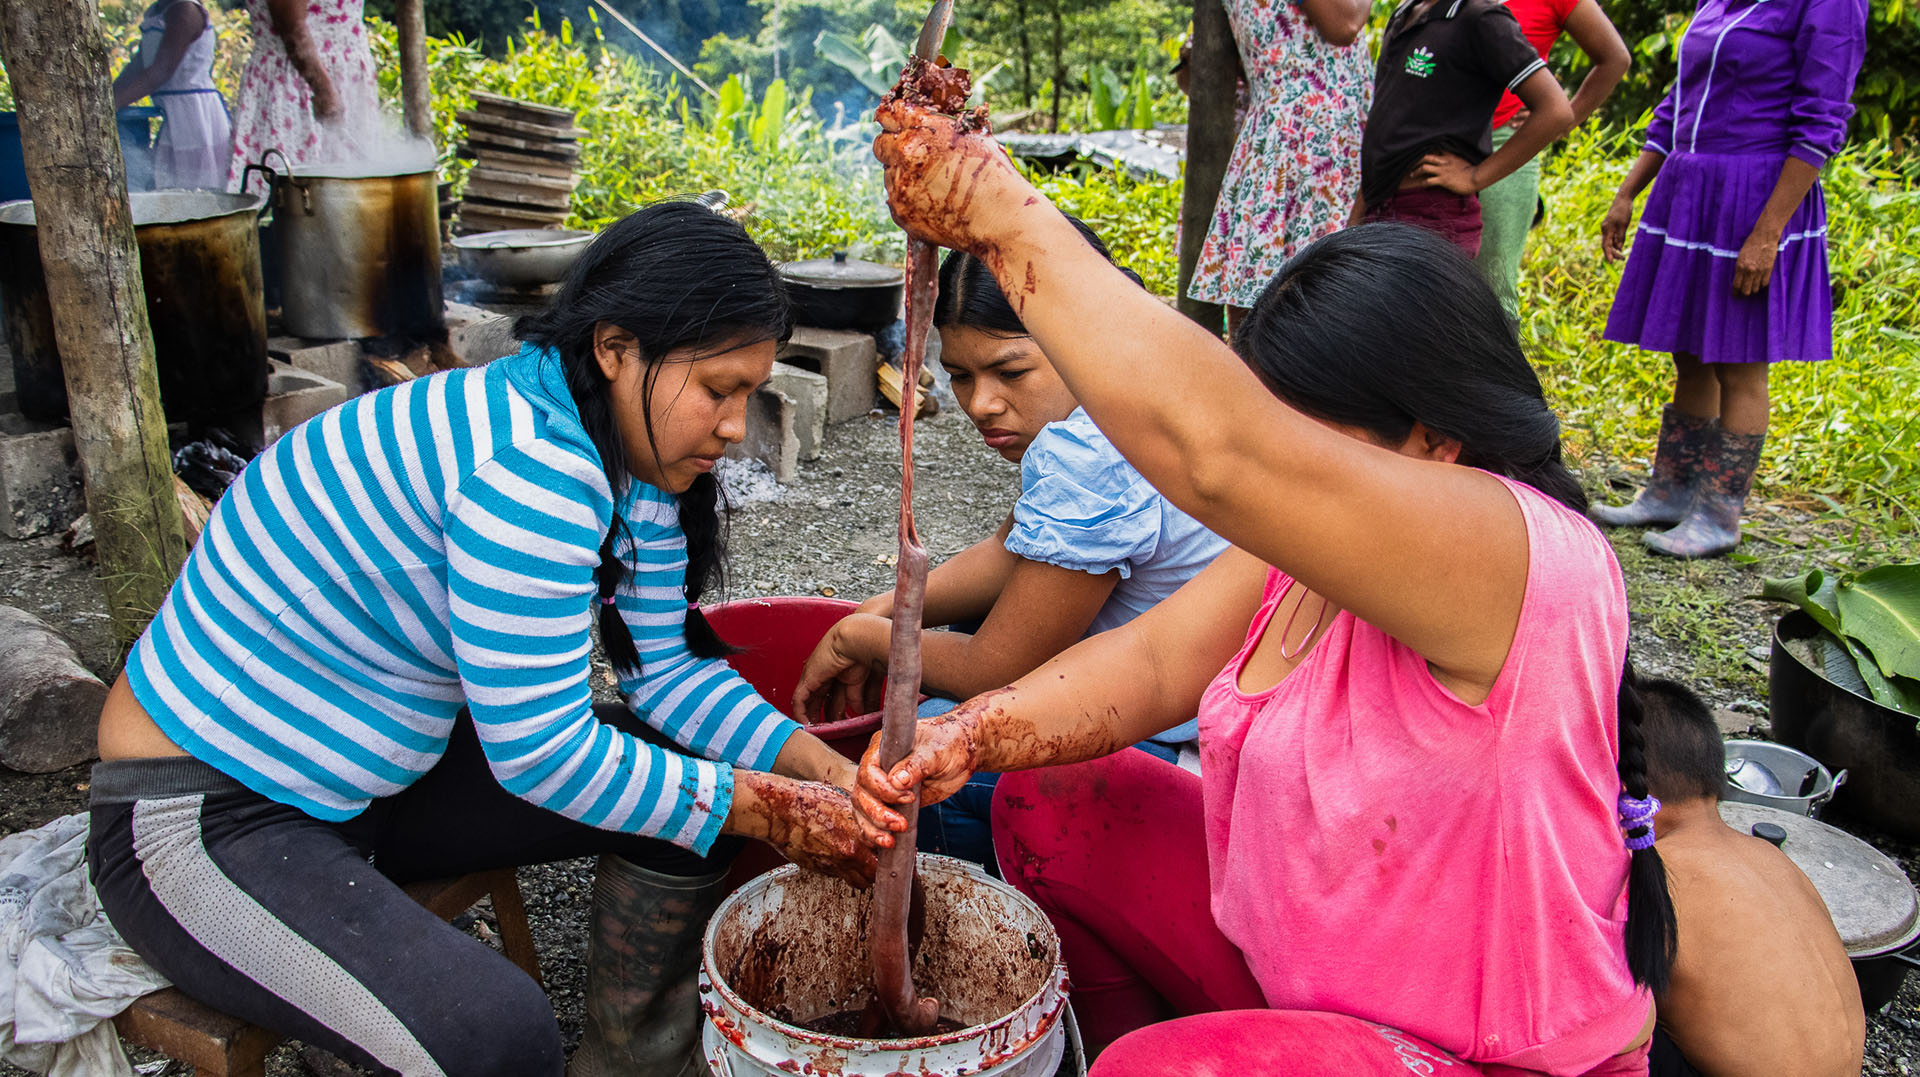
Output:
[1770, 610, 1920, 841]
[779, 252, 904, 331]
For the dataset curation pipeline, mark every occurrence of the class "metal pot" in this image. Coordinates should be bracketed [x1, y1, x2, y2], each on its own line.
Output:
[451, 229, 593, 288]
[1722, 739, 1845, 816]
[779, 252, 904, 331]
[1771, 610, 1920, 840]
[1719, 802, 1920, 1012]
[0, 191, 269, 448]
[247, 151, 443, 341]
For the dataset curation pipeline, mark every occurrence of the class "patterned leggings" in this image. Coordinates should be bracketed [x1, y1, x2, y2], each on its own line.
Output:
[88, 707, 732, 1077]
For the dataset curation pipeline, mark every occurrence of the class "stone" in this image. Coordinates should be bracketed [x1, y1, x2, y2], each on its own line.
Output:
[779, 326, 877, 425]
[770, 362, 829, 461]
[0, 604, 106, 772]
[0, 410, 83, 539]
[724, 385, 798, 483]
[444, 300, 520, 367]
[1713, 707, 1766, 737]
[268, 335, 364, 392]
[262, 361, 351, 445]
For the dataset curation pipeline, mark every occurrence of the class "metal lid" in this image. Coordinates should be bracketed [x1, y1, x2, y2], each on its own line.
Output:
[1, 191, 265, 228]
[1719, 801, 1920, 956]
[779, 251, 904, 289]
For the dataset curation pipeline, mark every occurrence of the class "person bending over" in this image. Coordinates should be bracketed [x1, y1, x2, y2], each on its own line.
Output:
[1636, 675, 1863, 1077]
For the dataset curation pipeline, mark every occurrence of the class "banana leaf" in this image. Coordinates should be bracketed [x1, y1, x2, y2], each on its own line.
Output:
[1764, 563, 1920, 719]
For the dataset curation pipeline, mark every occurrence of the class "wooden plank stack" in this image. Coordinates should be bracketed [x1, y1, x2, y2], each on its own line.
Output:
[455, 92, 584, 234]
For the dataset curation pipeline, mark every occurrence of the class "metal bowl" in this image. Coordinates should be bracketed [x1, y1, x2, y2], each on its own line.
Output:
[452, 228, 593, 287]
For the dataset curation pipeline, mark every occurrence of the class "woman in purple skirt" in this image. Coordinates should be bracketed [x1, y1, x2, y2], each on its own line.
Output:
[1593, 0, 1866, 559]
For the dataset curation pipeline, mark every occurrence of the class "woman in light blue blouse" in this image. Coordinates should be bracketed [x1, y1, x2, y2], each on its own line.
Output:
[792, 218, 1227, 868]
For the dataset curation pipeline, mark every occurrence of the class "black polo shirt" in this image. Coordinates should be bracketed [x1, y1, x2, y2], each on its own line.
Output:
[1361, 0, 1547, 207]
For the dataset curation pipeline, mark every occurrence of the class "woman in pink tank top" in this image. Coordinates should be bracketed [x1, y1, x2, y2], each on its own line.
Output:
[859, 101, 1676, 1077]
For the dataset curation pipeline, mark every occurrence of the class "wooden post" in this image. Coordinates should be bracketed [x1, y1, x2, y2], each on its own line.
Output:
[396, 0, 433, 141]
[1177, 0, 1234, 334]
[0, 0, 188, 645]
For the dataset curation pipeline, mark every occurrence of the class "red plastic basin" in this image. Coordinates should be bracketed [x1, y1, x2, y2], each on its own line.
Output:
[703, 596, 881, 761]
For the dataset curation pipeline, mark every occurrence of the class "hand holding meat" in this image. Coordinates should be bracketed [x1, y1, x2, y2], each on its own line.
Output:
[874, 87, 1028, 255]
[853, 711, 982, 847]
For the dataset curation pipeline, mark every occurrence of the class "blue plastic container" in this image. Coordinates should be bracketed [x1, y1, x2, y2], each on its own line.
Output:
[0, 107, 161, 200]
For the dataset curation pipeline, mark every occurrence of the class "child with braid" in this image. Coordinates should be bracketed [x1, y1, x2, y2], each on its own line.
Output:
[1636, 676, 1863, 1077]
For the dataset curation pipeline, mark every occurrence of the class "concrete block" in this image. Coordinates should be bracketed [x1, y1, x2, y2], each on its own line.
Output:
[0, 411, 82, 539]
[268, 335, 363, 392]
[770, 361, 828, 461]
[723, 385, 798, 483]
[444, 300, 520, 367]
[262, 361, 352, 445]
[779, 326, 877, 424]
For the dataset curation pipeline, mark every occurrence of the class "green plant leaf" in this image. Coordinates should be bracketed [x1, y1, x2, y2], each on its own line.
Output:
[1130, 63, 1154, 130]
[1090, 62, 1119, 130]
[1833, 564, 1920, 680]
[1760, 568, 1844, 638]
[1841, 635, 1920, 717]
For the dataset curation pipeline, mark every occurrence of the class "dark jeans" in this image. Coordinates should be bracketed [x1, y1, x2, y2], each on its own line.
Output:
[88, 706, 736, 1077]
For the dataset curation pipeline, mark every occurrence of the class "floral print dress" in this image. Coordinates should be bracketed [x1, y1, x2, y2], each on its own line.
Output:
[1188, 0, 1372, 308]
[226, 0, 379, 192]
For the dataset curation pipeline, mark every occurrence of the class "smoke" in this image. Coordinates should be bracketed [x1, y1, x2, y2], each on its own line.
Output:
[298, 101, 437, 178]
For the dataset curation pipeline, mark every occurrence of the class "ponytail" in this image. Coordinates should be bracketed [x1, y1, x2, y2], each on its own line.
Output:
[1617, 657, 1679, 993]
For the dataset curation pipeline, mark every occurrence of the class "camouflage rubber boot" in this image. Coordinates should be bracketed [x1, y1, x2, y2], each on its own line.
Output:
[1590, 405, 1717, 528]
[1643, 429, 1765, 559]
[566, 855, 728, 1077]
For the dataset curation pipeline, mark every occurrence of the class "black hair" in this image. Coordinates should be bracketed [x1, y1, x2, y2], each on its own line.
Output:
[1637, 674, 1726, 803]
[1238, 222, 1677, 994]
[933, 214, 1143, 335]
[515, 201, 791, 673]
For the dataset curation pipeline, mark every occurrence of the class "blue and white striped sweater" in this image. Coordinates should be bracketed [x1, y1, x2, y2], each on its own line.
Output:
[127, 345, 801, 854]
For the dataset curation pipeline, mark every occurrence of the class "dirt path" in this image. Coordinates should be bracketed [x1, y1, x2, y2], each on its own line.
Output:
[4, 408, 1918, 1075]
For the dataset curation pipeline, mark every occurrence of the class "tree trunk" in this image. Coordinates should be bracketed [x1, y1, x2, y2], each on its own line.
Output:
[1049, 0, 1065, 131]
[1177, 0, 1234, 334]
[396, 0, 433, 141]
[0, 0, 189, 645]
[0, 605, 107, 773]
[1015, 0, 1034, 106]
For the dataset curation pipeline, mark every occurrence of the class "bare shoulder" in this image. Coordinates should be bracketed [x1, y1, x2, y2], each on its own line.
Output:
[1658, 826, 1865, 1077]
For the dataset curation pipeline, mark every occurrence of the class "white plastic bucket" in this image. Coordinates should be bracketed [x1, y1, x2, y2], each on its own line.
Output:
[700, 855, 1075, 1077]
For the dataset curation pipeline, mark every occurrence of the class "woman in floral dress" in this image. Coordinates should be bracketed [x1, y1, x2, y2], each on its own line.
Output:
[1187, 0, 1373, 332]
[227, 0, 379, 192]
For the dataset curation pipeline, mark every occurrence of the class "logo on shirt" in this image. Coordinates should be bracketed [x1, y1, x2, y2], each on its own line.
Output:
[1405, 46, 1437, 78]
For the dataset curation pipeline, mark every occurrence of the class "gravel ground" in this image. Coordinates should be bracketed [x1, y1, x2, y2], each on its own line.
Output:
[3, 400, 1917, 1074]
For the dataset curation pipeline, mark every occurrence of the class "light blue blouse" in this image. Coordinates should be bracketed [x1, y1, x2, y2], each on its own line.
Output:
[1007, 408, 1228, 638]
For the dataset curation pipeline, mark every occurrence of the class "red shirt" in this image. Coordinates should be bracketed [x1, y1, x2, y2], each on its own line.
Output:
[1489, 0, 1582, 128]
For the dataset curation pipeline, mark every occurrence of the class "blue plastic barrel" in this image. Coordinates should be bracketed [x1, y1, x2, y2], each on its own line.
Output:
[0, 107, 161, 200]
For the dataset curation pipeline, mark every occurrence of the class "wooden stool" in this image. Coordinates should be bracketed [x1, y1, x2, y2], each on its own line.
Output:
[113, 869, 543, 1077]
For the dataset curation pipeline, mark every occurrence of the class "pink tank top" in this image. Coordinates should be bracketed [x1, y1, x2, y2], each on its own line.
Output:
[1198, 477, 1650, 1075]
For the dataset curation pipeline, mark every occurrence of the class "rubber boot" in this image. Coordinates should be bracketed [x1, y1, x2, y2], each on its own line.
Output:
[1643, 429, 1765, 559]
[1590, 405, 1717, 528]
[566, 855, 728, 1077]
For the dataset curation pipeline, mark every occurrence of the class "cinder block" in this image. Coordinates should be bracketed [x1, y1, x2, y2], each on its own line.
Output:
[268, 335, 363, 392]
[0, 411, 82, 539]
[723, 385, 798, 483]
[444, 301, 520, 367]
[779, 326, 877, 425]
[770, 361, 828, 461]
[262, 361, 352, 445]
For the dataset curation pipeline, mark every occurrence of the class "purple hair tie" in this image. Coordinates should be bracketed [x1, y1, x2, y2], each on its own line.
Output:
[1618, 793, 1661, 851]
[600, 595, 617, 607]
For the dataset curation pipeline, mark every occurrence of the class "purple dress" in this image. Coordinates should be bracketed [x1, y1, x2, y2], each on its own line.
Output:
[1605, 0, 1866, 364]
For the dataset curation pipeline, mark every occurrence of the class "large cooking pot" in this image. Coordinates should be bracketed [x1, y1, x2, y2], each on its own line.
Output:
[247, 151, 443, 340]
[0, 191, 269, 448]
[779, 252, 904, 332]
[1719, 801, 1920, 1012]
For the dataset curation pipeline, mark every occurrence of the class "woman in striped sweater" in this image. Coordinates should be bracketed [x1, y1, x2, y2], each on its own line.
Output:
[86, 203, 873, 1077]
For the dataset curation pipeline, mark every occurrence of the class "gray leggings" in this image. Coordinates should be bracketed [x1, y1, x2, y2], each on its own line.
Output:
[87, 708, 735, 1077]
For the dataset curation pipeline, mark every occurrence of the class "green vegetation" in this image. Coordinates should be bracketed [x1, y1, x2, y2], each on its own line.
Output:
[1763, 564, 1920, 717]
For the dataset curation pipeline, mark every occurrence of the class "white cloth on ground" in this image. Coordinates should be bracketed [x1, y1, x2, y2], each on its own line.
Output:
[1, 813, 170, 1077]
